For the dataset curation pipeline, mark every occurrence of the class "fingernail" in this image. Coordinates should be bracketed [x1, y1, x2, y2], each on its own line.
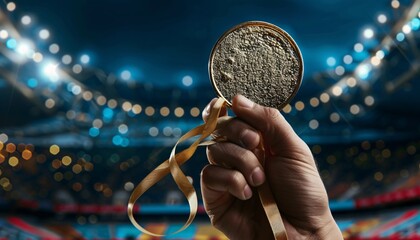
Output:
[237, 95, 254, 108]
[243, 185, 252, 200]
[202, 104, 211, 119]
[204, 104, 210, 114]
[251, 167, 265, 186]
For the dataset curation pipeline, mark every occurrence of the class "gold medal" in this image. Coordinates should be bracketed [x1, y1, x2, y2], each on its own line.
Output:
[209, 21, 303, 109]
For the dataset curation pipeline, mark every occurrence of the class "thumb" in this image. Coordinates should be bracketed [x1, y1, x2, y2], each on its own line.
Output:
[231, 95, 304, 156]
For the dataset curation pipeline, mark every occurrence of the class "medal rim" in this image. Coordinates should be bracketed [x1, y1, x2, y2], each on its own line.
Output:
[208, 21, 304, 109]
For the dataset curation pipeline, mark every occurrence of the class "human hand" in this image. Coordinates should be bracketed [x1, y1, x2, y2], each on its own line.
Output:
[200, 95, 342, 240]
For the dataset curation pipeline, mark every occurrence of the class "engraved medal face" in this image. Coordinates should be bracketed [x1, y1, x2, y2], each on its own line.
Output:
[209, 21, 304, 109]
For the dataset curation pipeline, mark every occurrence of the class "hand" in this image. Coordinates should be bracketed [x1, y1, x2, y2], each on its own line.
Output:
[200, 95, 342, 240]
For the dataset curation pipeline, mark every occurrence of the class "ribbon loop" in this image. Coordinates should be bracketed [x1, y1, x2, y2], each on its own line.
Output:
[128, 97, 288, 239]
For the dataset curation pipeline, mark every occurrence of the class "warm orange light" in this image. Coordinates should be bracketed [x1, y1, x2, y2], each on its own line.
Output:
[22, 150, 32, 160]
[6, 143, 16, 153]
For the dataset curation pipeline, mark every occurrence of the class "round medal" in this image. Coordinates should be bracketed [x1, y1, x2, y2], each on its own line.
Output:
[209, 21, 304, 109]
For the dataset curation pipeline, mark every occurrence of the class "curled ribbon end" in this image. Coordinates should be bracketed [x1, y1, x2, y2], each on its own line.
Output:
[127, 97, 227, 237]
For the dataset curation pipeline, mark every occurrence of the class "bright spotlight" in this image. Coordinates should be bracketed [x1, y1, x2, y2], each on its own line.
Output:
[16, 40, 34, 58]
[17, 43, 30, 55]
[355, 63, 371, 80]
[363, 28, 374, 39]
[43, 62, 59, 81]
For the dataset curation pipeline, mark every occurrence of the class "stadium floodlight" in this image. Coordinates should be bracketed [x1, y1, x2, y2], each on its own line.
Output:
[355, 63, 372, 80]
[16, 40, 35, 58]
[42, 62, 60, 82]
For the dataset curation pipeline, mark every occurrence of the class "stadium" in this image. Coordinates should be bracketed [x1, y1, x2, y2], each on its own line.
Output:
[0, 0, 420, 239]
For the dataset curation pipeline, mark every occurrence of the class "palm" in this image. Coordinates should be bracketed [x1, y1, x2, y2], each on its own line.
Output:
[265, 151, 331, 235]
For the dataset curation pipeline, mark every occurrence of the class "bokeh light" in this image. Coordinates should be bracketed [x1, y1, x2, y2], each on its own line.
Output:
[62, 156, 72, 166]
[364, 96, 375, 106]
[6, 2, 16, 11]
[174, 107, 185, 117]
[320, 93, 330, 103]
[6, 143, 16, 153]
[343, 55, 353, 64]
[0, 133, 8, 143]
[363, 28, 375, 39]
[72, 64, 83, 74]
[282, 104, 292, 113]
[22, 149, 32, 160]
[80, 54, 90, 64]
[160, 107, 170, 117]
[346, 77, 357, 87]
[330, 112, 341, 123]
[377, 14, 387, 24]
[309, 119, 319, 130]
[8, 156, 19, 167]
[39, 29, 50, 39]
[310, 97, 319, 107]
[350, 104, 361, 115]
[190, 107, 200, 117]
[182, 75, 193, 86]
[295, 101, 305, 111]
[62, 54, 72, 64]
[49, 145, 60, 155]
[21, 15, 31, 25]
[391, 0, 400, 9]
[332, 86, 343, 96]
[326, 57, 336, 67]
[0, 30, 8, 39]
[354, 43, 364, 52]
[121, 70, 131, 80]
[32, 52, 43, 62]
[145, 106, 155, 116]
[149, 127, 159, 137]
[122, 101, 132, 112]
[49, 43, 60, 54]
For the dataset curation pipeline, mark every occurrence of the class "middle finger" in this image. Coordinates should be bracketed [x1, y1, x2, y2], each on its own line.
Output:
[207, 142, 265, 187]
[214, 117, 261, 150]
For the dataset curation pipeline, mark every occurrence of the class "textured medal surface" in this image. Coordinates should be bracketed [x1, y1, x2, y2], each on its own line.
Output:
[209, 21, 303, 109]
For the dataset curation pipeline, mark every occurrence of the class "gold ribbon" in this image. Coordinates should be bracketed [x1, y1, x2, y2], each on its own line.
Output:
[128, 97, 288, 239]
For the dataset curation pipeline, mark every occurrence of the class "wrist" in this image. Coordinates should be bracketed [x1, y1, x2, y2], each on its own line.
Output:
[309, 216, 343, 240]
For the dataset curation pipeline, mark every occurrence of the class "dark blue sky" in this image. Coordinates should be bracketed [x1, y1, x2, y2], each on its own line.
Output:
[12, 0, 392, 87]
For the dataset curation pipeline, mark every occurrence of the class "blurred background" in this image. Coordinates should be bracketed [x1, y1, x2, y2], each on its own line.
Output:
[0, 0, 420, 239]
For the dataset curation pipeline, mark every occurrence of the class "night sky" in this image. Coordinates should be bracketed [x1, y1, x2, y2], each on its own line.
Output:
[10, 0, 392, 87]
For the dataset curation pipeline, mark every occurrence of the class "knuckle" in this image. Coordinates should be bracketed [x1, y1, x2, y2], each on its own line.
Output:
[262, 107, 281, 132]
[228, 171, 243, 186]
[265, 107, 281, 121]
[238, 149, 253, 165]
